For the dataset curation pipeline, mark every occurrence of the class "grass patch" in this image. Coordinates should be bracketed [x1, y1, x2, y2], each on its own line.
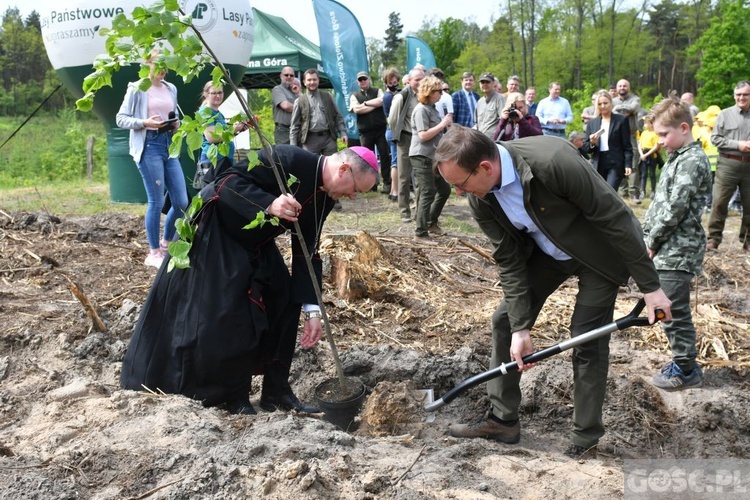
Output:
[441, 215, 479, 234]
[0, 180, 145, 216]
[0, 112, 109, 188]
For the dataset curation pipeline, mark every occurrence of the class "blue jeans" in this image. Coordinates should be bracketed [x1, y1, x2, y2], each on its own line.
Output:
[542, 128, 566, 138]
[137, 131, 188, 249]
[385, 127, 398, 167]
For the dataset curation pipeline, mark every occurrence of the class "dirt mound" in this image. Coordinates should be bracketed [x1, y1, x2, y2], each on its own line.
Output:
[2, 205, 750, 498]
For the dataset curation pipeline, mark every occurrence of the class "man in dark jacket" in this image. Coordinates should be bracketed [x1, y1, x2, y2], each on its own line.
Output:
[290, 69, 347, 155]
[350, 71, 391, 193]
[434, 126, 672, 458]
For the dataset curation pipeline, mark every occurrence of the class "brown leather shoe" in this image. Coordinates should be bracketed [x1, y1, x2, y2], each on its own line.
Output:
[448, 411, 520, 443]
[706, 240, 719, 251]
[564, 444, 597, 459]
[427, 224, 445, 235]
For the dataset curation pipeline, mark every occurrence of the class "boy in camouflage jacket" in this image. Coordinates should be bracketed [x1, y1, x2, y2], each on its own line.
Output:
[643, 98, 712, 390]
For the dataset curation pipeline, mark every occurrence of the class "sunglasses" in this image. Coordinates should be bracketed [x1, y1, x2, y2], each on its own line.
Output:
[282, 73, 294, 77]
[358, 77, 369, 82]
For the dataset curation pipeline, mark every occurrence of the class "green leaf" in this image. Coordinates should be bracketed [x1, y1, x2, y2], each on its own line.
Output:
[111, 14, 134, 32]
[207, 144, 219, 165]
[168, 239, 191, 257]
[242, 211, 268, 231]
[113, 40, 134, 53]
[175, 217, 197, 242]
[131, 6, 148, 21]
[164, 0, 180, 12]
[81, 68, 112, 93]
[75, 93, 95, 112]
[188, 195, 203, 216]
[186, 129, 205, 154]
[269, 217, 280, 226]
[169, 254, 191, 270]
[247, 150, 259, 167]
[287, 174, 299, 189]
[135, 77, 152, 92]
[218, 142, 231, 158]
[211, 65, 224, 86]
[169, 133, 184, 158]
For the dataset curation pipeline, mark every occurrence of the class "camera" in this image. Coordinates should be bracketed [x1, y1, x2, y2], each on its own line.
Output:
[508, 103, 521, 119]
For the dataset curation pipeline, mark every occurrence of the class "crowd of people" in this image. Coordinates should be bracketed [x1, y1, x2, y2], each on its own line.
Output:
[118, 56, 749, 459]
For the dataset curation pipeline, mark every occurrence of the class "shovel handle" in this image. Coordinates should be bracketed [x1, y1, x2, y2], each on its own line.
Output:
[425, 299, 663, 412]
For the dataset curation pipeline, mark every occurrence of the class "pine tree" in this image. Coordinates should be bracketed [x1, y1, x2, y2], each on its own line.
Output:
[382, 12, 403, 68]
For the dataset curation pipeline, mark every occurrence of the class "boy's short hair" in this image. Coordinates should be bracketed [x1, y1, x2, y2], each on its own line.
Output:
[650, 97, 693, 129]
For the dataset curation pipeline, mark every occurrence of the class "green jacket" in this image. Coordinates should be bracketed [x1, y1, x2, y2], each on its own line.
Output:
[642, 141, 711, 274]
[469, 137, 661, 332]
[290, 90, 344, 146]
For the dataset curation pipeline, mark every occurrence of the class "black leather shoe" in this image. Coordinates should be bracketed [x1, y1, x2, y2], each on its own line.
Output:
[260, 393, 321, 413]
[225, 398, 256, 415]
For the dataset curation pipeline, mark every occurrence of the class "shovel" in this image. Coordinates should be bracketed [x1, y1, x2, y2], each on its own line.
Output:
[425, 298, 664, 412]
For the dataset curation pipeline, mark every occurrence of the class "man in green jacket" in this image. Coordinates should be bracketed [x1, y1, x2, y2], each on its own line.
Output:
[434, 126, 672, 459]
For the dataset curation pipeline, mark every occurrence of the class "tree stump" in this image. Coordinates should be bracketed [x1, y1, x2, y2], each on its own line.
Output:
[321, 231, 390, 301]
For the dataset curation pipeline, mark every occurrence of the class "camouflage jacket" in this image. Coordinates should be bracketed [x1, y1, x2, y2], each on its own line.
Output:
[643, 141, 712, 274]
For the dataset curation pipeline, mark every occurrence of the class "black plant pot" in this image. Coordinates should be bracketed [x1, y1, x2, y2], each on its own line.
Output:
[314, 377, 367, 432]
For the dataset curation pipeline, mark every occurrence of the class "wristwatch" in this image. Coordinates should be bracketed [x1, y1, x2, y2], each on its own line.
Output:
[304, 311, 322, 321]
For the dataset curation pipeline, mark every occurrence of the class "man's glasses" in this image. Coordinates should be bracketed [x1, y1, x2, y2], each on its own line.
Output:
[208, 91, 224, 95]
[358, 77, 368, 82]
[439, 165, 476, 192]
[282, 73, 294, 77]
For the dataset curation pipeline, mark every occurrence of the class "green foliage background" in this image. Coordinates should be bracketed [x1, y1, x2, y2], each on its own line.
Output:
[1, 1, 748, 189]
[0, 111, 108, 188]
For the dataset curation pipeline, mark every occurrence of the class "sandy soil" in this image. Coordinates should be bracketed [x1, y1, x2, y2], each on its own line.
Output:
[1, 196, 749, 499]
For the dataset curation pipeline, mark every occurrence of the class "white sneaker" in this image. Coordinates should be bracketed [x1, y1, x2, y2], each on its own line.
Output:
[144, 252, 164, 269]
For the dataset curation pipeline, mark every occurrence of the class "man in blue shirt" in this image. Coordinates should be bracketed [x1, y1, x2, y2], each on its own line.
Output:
[535, 82, 573, 138]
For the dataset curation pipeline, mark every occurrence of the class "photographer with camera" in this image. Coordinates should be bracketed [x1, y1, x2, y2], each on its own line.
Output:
[493, 92, 543, 142]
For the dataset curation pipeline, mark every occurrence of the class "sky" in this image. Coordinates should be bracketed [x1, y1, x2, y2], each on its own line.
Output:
[2, 0, 501, 43]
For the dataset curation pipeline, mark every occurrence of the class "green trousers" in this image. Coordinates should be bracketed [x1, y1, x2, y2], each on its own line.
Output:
[489, 246, 618, 448]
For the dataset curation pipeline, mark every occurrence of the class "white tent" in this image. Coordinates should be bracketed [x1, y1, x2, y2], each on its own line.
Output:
[219, 88, 251, 150]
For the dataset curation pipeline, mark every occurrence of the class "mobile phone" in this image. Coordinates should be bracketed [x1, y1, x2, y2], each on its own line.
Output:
[594, 127, 606, 137]
[161, 117, 179, 125]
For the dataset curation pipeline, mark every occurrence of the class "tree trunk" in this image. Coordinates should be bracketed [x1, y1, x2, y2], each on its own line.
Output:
[86, 136, 95, 180]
